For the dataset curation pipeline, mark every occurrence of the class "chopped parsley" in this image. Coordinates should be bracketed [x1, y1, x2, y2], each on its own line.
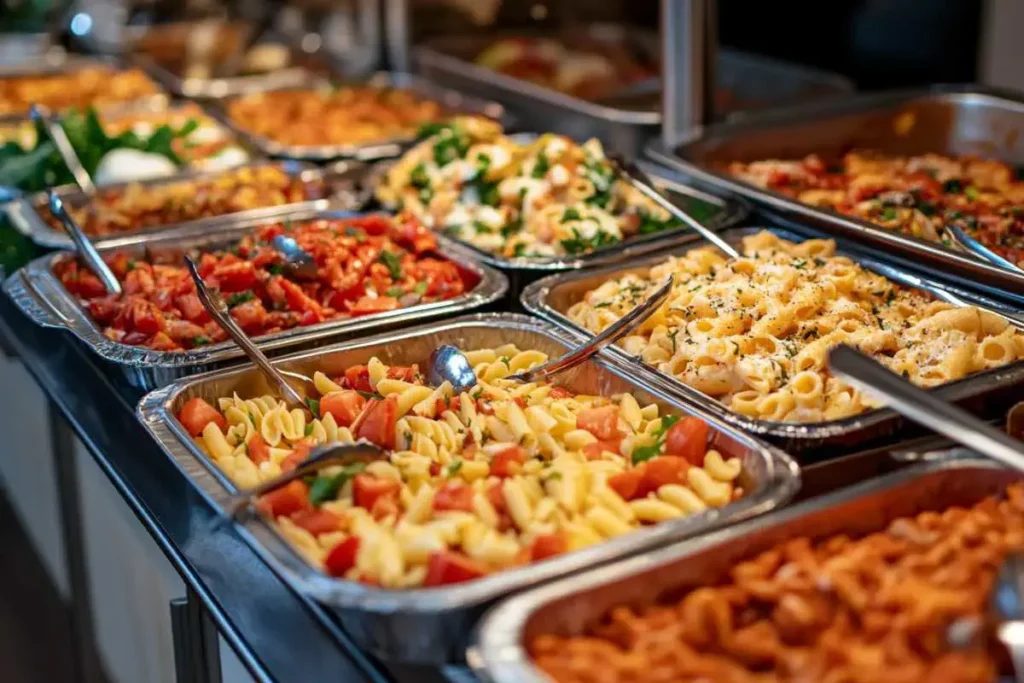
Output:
[512, 243, 529, 257]
[192, 335, 211, 346]
[378, 250, 404, 280]
[226, 290, 256, 308]
[560, 227, 618, 254]
[304, 423, 314, 436]
[964, 186, 980, 201]
[446, 459, 463, 476]
[414, 281, 428, 296]
[880, 206, 899, 221]
[305, 397, 320, 416]
[631, 415, 682, 464]
[266, 263, 284, 276]
[532, 152, 550, 179]
[943, 178, 963, 194]
[501, 218, 523, 237]
[386, 286, 404, 298]
[125, 259, 137, 271]
[308, 462, 367, 506]
[561, 207, 582, 222]
[410, 163, 430, 189]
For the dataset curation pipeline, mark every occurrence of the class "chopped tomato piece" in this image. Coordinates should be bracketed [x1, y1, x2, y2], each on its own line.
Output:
[577, 405, 621, 441]
[149, 331, 178, 351]
[608, 468, 644, 501]
[487, 482, 513, 532]
[433, 481, 474, 512]
[126, 299, 165, 336]
[638, 456, 691, 498]
[548, 386, 574, 399]
[370, 493, 399, 521]
[247, 433, 271, 464]
[530, 532, 568, 562]
[349, 296, 399, 316]
[178, 398, 226, 436]
[352, 474, 401, 511]
[490, 445, 527, 478]
[280, 441, 312, 472]
[279, 278, 324, 316]
[423, 551, 488, 587]
[256, 480, 310, 518]
[291, 508, 343, 536]
[123, 266, 155, 295]
[320, 390, 366, 427]
[175, 293, 210, 323]
[299, 309, 324, 326]
[583, 439, 622, 461]
[343, 365, 373, 393]
[663, 417, 709, 467]
[230, 299, 269, 335]
[353, 395, 398, 449]
[211, 261, 258, 292]
[324, 537, 360, 577]
[386, 366, 418, 382]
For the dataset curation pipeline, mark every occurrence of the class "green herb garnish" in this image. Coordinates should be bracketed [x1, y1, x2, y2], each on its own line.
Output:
[305, 397, 320, 416]
[378, 250, 403, 280]
[226, 290, 256, 308]
[192, 335, 211, 346]
[631, 415, 682, 464]
[308, 462, 367, 506]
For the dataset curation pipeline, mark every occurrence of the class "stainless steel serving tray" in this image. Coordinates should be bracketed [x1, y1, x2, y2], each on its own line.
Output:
[522, 225, 1024, 454]
[471, 459, 1017, 683]
[4, 158, 371, 249]
[204, 71, 509, 162]
[647, 86, 1024, 302]
[136, 312, 800, 664]
[3, 208, 507, 389]
[414, 27, 852, 157]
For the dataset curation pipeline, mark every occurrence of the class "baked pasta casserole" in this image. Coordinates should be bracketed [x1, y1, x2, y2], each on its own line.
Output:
[567, 231, 1024, 423]
[376, 117, 680, 258]
[176, 347, 744, 587]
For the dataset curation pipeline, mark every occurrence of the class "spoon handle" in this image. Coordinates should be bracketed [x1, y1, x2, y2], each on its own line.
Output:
[30, 105, 96, 194]
[829, 345, 1024, 472]
[184, 255, 307, 410]
[47, 191, 122, 295]
[947, 224, 1024, 275]
[611, 156, 742, 259]
[509, 275, 674, 384]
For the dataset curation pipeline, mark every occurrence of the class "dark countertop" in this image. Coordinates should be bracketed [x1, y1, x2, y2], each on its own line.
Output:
[0, 286, 458, 683]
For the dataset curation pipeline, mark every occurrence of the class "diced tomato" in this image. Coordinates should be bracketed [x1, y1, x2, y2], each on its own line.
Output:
[582, 439, 622, 461]
[490, 445, 527, 478]
[348, 296, 399, 317]
[149, 332, 178, 351]
[608, 468, 644, 501]
[349, 214, 392, 236]
[352, 473, 401, 511]
[353, 395, 398, 449]
[637, 456, 691, 498]
[394, 212, 438, 253]
[247, 433, 271, 464]
[127, 299, 165, 336]
[211, 261, 258, 292]
[299, 309, 324, 326]
[164, 319, 208, 343]
[123, 266, 155, 296]
[432, 481, 474, 512]
[577, 405, 621, 441]
[256, 480, 310, 518]
[87, 296, 120, 324]
[279, 278, 324, 316]
[174, 293, 209, 323]
[530, 532, 568, 562]
[423, 551, 488, 587]
[548, 386, 574, 399]
[386, 366, 418, 382]
[178, 397, 226, 436]
[663, 417, 709, 467]
[371, 494, 399, 521]
[290, 508, 343, 536]
[324, 537, 360, 577]
[487, 482, 513, 532]
[476, 399, 494, 415]
[230, 299, 269, 335]
[320, 390, 367, 427]
[280, 441, 312, 472]
[343, 365, 373, 393]
[64, 267, 108, 299]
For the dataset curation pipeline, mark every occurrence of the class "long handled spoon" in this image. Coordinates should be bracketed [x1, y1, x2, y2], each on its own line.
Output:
[47, 191, 120, 295]
[947, 224, 1024, 275]
[30, 104, 96, 194]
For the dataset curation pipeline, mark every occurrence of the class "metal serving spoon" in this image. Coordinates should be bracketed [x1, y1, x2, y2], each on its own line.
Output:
[828, 345, 1024, 472]
[47, 191, 121, 295]
[270, 234, 319, 280]
[608, 155, 742, 259]
[221, 441, 386, 520]
[183, 255, 315, 410]
[30, 104, 96, 194]
[993, 552, 1024, 682]
[428, 275, 674, 390]
[947, 224, 1024, 275]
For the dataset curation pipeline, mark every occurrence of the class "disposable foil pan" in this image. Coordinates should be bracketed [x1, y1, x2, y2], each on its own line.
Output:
[521, 225, 1024, 455]
[470, 459, 1017, 683]
[204, 71, 509, 162]
[4, 158, 372, 249]
[647, 86, 1024, 302]
[135, 313, 801, 664]
[3, 209, 507, 390]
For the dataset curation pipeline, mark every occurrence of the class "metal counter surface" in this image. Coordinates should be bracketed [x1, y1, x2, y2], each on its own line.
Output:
[0, 283, 465, 682]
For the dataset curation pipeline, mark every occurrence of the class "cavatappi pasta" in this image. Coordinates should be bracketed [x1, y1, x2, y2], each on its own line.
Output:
[375, 117, 681, 258]
[176, 346, 744, 588]
[531, 482, 1024, 683]
[568, 231, 1024, 423]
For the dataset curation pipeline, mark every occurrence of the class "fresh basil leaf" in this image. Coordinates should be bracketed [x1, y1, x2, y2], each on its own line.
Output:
[308, 462, 367, 506]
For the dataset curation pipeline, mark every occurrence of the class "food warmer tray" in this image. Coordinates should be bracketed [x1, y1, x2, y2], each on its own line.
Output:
[203, 71, 510, 162]
[647, 86, 1024, 303]
[4, 158, 371, 249]
[521, 225, 1024, 455]
[470, 458, 1016, 683]
[136, 312, 800, 664]
[3, 208, 508, 390]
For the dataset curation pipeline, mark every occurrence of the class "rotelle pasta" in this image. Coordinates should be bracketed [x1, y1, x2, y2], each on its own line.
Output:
[176, 345, 744, 588]
[531, 482, 1024, 683]
[568, 231, 1024, 423]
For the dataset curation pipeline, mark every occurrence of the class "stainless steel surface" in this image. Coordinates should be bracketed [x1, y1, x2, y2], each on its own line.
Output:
[661, 0, 715, 148]
[47, 191, 121, 295]
[205, 72, 508, 162]
[270, 234, 318, 280]
[3, 208, 508, 390]
[224, 442, 386, 519]
[5, 159, 371, 249]
[829, 345, 1024, 472]
[184, 255, 308, 409]
[472, 460, 1020, 683]
[384, 0, 411, 72]
[427, 344, 478, 394]
[647, 87, 1024, 302]
[136, 313, 801, 663]
[508, 276, 674, 384]
[949, 224, 1024, 275]
[521, 225, 1024, 453]
[414, 30, 852, 157]
[29, 105, 96, 193]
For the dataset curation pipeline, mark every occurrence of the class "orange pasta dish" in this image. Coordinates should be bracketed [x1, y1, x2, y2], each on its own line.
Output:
[531, 482, 1024, 682]
[0, 66, 162, 116]
[727, 152, 1024, 266]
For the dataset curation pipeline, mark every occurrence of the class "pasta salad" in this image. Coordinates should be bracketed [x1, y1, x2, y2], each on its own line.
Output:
[375, 117, 680, 258]
[568, 231, 1024, 423]
[177, 345, 744, 588]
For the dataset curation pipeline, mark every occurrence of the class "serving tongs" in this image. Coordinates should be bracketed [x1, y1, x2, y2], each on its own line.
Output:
[47, 191, 120, 295]
[29, 104, 96, 195]
[946, 224, 1024, 275]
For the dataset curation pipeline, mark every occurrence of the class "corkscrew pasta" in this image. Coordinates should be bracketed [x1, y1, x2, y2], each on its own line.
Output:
[531, 482, 1024, 683]
[376, 117, 681, 258]
[176, 346, 745, 588]
[567, 230, 1024, 423]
